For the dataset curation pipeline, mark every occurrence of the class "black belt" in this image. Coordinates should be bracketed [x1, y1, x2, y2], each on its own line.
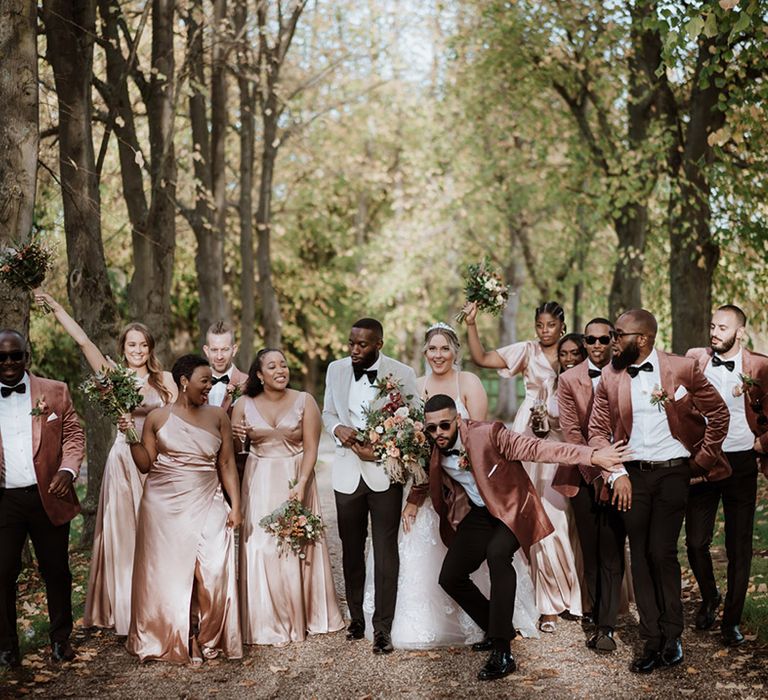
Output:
[0, 484, 38, 493]
[626, 458, 688, 473]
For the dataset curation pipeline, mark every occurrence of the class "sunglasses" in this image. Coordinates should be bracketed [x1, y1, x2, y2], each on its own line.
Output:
[585, 334, 614, 346]
[424, 419, 455, 434]
[613, 331, 643, 340]
[0, 351, 25, 363]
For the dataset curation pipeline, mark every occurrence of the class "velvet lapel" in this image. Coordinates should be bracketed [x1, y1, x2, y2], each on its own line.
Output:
[658, 351, 680, 437]
[617, 370, 633, 439]
[29, 373, 43, 458]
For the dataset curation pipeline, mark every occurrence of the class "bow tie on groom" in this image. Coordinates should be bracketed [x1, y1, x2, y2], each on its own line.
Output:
[1, 383, 26, 398]
[627, 362, 653, 379]
[353, 366, 378, 383]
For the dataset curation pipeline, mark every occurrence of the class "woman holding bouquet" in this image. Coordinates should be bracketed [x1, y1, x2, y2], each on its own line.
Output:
[363, 323, 539, 647]
[463, 300, 582, 633]
[36, 292, 175, 637]
[127, 354, 242, 663]
[231, 349, 343, 646]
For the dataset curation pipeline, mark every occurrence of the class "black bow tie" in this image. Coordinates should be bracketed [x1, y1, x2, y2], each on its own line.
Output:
[1, 383, 26, 398]
[627, 362, 653, 379]
[211, 374, 230, 385]
[588, 368, 602, 379]
[353, 366, 378, 384]
[712, 355, 735, 372]
[442, 449, 461, 457]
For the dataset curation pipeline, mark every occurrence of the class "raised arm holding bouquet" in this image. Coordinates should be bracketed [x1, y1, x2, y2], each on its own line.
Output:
[35, 291, 176, 637]
[455, 258, 509, 323]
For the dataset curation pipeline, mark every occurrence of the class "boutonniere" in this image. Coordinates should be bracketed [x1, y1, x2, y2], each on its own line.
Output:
[30, 395, 48, 417]
[458, 448, 471, 472]
[649, 385, 669, 412]
[734, 372, 758, 397]
[226, 383, 242, 402]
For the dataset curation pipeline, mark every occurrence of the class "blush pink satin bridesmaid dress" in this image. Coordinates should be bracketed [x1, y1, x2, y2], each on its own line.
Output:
[127, 412, 242, 663]
[83, 383, 163, 636]
[239, 392, 344, 645]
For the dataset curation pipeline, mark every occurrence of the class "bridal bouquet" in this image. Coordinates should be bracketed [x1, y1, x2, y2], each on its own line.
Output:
[259, 486, 326, 559]
[358, 375, 430, 485]
[0, 229, 54, 308]
[455, 258, 509, 323]
[80, 363, 144, 443]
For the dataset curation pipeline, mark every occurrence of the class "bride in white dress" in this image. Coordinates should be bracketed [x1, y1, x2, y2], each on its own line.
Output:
[362, 323, 539, 647]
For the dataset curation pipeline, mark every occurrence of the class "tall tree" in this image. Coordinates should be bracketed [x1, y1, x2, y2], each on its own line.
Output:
[182, 0, 231, 346]
[94, 0, 177, 361]
[42, 0, 121, 546]
[0, 0, 38, 334]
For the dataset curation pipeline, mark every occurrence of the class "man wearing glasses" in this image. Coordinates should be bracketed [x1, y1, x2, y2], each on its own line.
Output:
[402, 394, 630, 681]
[685, 305, 768, 647]
[0, 329, 84, 668]
[588, 309, 729, 674]
[553, 317, 626, 653]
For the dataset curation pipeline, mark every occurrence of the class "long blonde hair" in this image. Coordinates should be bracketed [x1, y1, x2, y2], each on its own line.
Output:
[118, 322, 172, 404]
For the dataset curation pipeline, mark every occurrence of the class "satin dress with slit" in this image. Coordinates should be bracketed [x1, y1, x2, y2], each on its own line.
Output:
[127, 412, 242, 663]
[496, 340, 582, 617]
[83, 383, 163, 636]
[239, 392, 344, 645]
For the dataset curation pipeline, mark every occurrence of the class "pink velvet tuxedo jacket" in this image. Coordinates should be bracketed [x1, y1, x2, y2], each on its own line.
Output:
[552, 361, 603, 498]
[587, 349, 730, 481]
[687, 346, 768, 476]
[407, 419, 595, 554]
[219, 366, 249, 413]
[0, 373, 85, 525]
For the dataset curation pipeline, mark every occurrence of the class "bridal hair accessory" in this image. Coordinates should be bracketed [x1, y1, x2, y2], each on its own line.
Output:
[426, 321, 458, 336]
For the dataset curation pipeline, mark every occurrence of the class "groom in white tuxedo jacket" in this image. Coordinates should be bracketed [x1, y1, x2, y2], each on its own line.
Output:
[322, 318, 418, 655]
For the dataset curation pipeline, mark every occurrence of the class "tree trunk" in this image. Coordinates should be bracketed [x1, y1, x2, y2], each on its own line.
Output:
[129, 0, 177, 363]
[256, 109, 282, 347]
[185, 0, 230, 347]
[608, 204, 646, 318]
[495, 258, 524, 421]
[43, 0, 121, 548]
[0, 0, 38, 334]
[234, 0, 256, 367]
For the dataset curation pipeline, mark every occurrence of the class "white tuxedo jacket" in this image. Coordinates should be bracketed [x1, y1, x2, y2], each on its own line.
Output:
[322, 354, 418, 493]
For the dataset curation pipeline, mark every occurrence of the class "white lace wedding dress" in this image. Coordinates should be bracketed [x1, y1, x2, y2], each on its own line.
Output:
[362, 395, 540, 648]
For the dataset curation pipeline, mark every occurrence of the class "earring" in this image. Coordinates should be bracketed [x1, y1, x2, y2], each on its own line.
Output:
[183, 385, 187, 393]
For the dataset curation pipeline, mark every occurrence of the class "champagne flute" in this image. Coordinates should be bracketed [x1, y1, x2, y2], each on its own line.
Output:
[238, 416, 250, 455]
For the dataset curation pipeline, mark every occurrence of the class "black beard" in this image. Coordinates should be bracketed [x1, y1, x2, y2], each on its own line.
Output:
[611, 342, 640, 371]
[711, 333, 736, 355]
[436, 431, 459, 453]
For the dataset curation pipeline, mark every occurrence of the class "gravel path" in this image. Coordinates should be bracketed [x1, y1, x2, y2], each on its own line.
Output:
[3, 436, 767, 699]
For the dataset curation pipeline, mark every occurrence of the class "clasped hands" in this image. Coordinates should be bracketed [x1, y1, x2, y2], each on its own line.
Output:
[334, 425, 376, 461]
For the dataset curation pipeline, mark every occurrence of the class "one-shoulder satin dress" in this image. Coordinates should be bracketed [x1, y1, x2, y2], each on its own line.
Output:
[83, 382, 164, 636]
[238, 392, 344, 645]
[496, 340, 582, 617]
[127, 412, 242, 663]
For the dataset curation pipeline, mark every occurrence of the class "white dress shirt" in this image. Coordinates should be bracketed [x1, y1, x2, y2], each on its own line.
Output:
[587, 359, 603, 391]
[208, 365, 235, 407]
[441, 435, 485, 507]
[0, 374, 37, 488]
[346, 356, 382, 430]
[704, 350, 753, 452]
[628, 348, 690, 461]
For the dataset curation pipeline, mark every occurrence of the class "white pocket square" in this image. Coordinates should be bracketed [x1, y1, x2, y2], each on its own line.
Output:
[47, 412, 59, 422]
[674, 385, 688, 400]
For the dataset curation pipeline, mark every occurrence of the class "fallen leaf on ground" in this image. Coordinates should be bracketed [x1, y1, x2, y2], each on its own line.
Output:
[269, 665, 288, 673]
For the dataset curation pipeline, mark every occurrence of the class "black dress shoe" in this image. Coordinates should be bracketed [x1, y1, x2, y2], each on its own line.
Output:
[372, 631, 393, 655]
[581, 612, 595, 626]
[0, 648, 21, 668]
[721, 625, 745, 647]
[594, 630, 617, 653]
[472, 637, 494, 652]
[630, 650, 660, 674]
[346, 621, 365, 640]
[660, 637, 683, 667]
[478, 650, 516, 681]
[695, 594, 721, 630]
[51, 640, 76, 662]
